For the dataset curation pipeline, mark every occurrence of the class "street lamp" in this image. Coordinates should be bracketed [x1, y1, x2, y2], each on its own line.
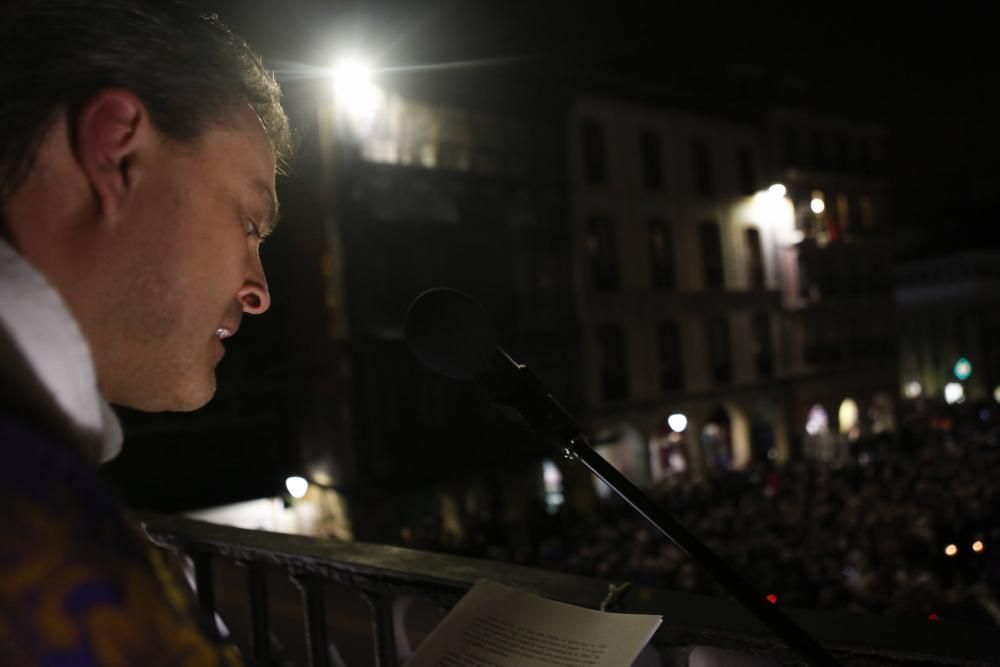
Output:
[326, 56, 380, 135]
[285, 476, 309, 499]
[667, 413, 688, 432]
[329, 58, 373, 97]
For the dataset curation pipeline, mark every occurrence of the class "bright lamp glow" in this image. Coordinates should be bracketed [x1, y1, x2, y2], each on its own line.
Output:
[810, 198, 826, 214]
[768, 183, 786, 197]
[904, 381, 922, 399]
[973, 540, 985, 553]
[944, 382, 965, 405]
[331, 59, 373, 98]
[328, 57, 380, 131]
[667, 413, 688, 432]
[285, 476, 309, 499]
[945, 544, 958, 557]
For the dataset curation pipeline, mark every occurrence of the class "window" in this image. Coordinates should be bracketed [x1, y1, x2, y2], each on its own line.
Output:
[928, 316, 943, 373]
[586, 216, 619, 290]
[738, 147, 756, 196]
[798, 255, 813, 300]
[707, 317, 732, 383]
[810, 132, 827, 170]
[810, 189, 827, 243]
[648, 219, 675, 289]
[693, 140, 713, 195]
[657, 321, 683, 391]
[834, 135, 850, 171]
[836, 194, 850, 232]
[858, 139, 873, 173]
[597, 324, 627, 400]
[581, 119, 607, 185]
[805, 318, 821, 364]
[639, 131, 664, 190]
[783, 127, 800, 166]
[699, 221, 725, 288]
[744, 227, 764, 289]
[859, 195, 874, 228]
[751, 313, 773, 377]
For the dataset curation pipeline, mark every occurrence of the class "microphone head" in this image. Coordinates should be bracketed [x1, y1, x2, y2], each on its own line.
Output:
[404, 287, 498, 380]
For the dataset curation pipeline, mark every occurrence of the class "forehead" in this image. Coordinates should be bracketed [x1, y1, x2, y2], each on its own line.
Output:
[215, 106, 277, 177]
[189, 107, 277, 192]
[169, 107, 278, 228]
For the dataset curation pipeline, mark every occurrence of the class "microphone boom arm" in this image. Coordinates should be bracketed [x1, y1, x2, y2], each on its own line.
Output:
[484, 359, 841, 667]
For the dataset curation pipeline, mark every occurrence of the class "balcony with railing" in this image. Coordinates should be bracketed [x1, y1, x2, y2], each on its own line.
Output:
[144, 514, 1000, 667]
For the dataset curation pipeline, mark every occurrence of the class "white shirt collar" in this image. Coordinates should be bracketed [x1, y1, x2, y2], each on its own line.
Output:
[0, 237, 122, 462]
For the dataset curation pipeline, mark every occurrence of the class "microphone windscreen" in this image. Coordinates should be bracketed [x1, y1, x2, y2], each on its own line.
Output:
[403, 288, 499, 380]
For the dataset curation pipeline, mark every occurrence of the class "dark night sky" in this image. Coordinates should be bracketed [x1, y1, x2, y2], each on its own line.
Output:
[213, 0, 1000, 255]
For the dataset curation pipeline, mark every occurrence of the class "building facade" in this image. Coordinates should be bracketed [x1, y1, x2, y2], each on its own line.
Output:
[568, 94, 898, 482]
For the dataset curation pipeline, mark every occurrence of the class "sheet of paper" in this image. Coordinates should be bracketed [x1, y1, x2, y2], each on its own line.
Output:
[407, 580, 662, 667]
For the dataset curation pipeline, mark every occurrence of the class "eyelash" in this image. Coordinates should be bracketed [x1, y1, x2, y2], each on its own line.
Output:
[246, 220, 262, 239]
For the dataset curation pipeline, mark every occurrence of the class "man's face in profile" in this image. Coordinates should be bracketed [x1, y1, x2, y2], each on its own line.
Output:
[93, 108, 278, 412]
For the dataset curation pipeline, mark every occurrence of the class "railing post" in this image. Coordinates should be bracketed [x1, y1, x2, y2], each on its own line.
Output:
[245, 563, 271, 667]
[291, 573, 330, 667]
[362, 591, 399, 667]
[191, 551, 216, 620]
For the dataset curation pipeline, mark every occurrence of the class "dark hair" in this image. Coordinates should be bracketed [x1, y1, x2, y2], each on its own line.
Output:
[0, 0, 293, 205]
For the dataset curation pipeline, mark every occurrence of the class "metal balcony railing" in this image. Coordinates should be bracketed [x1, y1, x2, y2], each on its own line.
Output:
[142, 514, 1000, 667]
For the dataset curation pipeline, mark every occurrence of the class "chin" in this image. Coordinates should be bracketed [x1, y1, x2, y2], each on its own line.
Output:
[112, 374, 217, 413]
[170, 377, 218, 412]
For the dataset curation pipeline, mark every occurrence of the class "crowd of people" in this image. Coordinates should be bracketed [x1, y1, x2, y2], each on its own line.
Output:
[398, 416, 1000, 626]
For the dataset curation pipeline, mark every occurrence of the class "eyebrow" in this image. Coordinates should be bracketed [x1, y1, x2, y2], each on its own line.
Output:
[254, 179, 280, 238]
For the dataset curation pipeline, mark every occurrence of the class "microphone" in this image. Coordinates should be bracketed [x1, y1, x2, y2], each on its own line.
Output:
[403, 288, 573, 435]
[403, 287, 497, 381]
[403, 287, 842, 667]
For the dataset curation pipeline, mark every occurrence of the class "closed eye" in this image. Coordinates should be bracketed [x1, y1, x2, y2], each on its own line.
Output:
[246, 219, 262, 239]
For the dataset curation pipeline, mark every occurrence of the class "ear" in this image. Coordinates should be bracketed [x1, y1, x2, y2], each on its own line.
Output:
[74, 89, 152, 219]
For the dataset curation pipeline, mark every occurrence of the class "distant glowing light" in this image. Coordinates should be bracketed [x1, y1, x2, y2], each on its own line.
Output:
[944, 382, 965, 405]
[766, 594, 778, 604]
[542, 459, 565, 512]
[838, 398, 859, 436]
[285, 476, 309, 499]
[747, 185, 796, 244]
[810, 198, 826, 214]
[973, 540, 985, 553]
[904, 381, 922, 399]
[928, 613, 939, 621]
[667, 413, 688, 432]
[805, 405, 829, 436]
[311, 470, 333, 486]
[994, 386, 1000, 404]
[944, 544, 958, 557]
[542, 459, 563, 491]
[953, 357, 973, 381]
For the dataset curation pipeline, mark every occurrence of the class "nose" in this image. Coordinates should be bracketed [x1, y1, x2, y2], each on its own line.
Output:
[238, 249, 271, 315]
